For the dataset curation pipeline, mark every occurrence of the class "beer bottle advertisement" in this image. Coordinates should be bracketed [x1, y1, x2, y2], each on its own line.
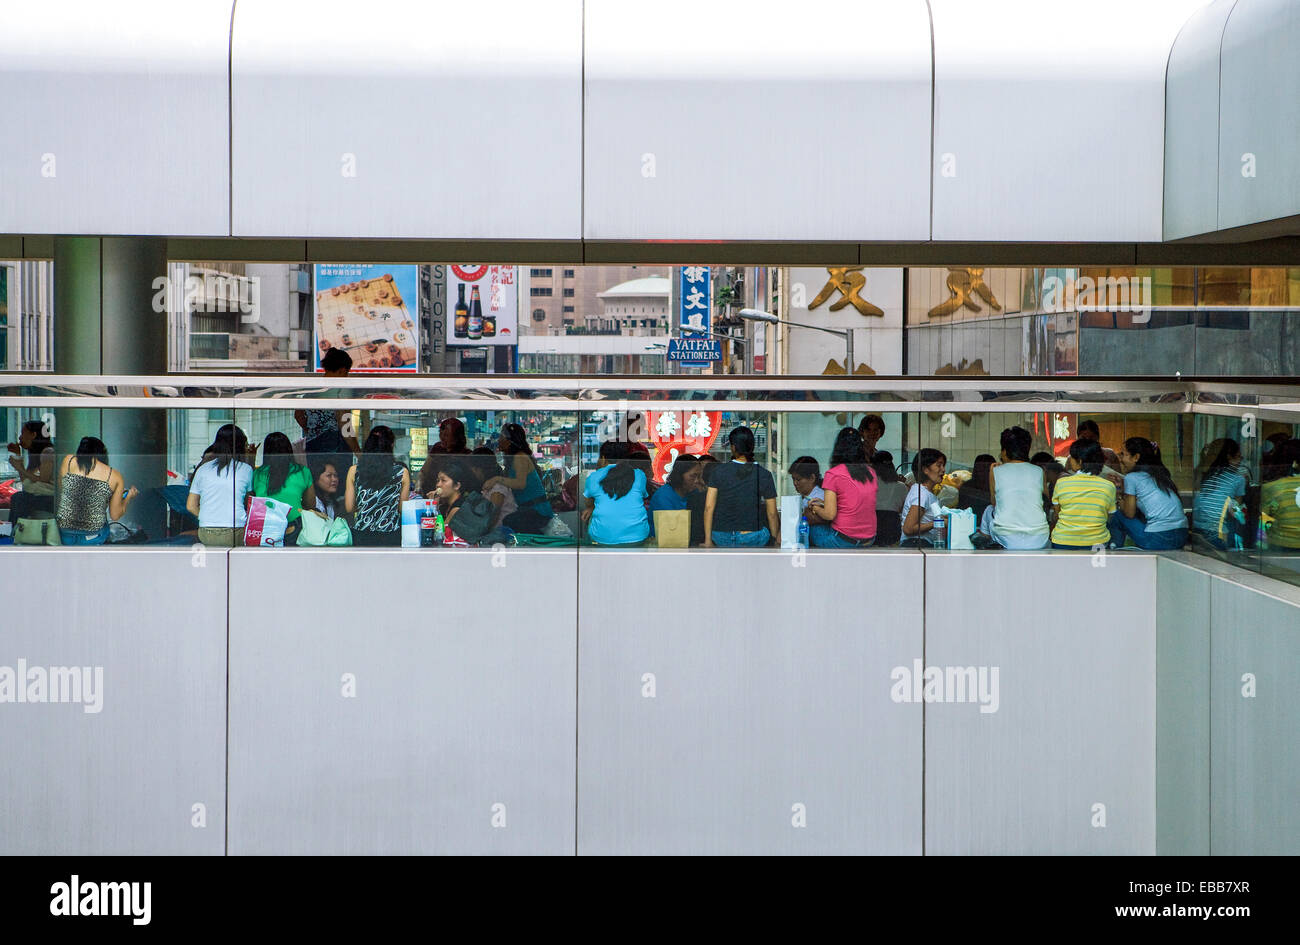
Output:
[453, 282, 468, 338]
[468, 285, 483, 340]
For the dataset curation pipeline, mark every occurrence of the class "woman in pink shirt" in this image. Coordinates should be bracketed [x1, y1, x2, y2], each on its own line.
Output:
[805, 427, 878, 548]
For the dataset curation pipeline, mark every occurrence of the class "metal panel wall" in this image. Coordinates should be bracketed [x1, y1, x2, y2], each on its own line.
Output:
[1209, 573, 1300, 855]
[230, 0, 583, 239]
[930, 0, 1208, 243]
[583, 0, 932, 241]
[1155, 556, 1211, 855]
[1217, 0, 1300, 231]
[0, 549, 227, 855]
[577, 550, 925, 855]
[226, 549, 577, 855]
[923, 553, 1158, 855]
[1163, 0, 1237, 241]
[0, 0, 232, 236]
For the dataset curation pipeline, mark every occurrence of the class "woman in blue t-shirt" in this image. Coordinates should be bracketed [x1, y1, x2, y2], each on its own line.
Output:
[582, 440, 649, 546]
[1110, 437, 1188, 550]
[647, 454, 703, 536]
[1192, 438, 1248, 550]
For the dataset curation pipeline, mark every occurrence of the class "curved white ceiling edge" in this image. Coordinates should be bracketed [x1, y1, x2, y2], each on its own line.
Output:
[232, 0, 583, 240]
[0, 0, 233, 237]
[1217, 0, 1300, 232]
[1164, 0, 1237, 241]
[929, 0, 1216, 244]
[582, 0, 933, 242]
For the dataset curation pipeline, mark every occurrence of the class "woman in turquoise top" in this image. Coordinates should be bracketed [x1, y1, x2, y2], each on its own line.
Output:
[582, 440, 650, 545]
[989, 426, 1050, 550]
[487, 423, 555, 534]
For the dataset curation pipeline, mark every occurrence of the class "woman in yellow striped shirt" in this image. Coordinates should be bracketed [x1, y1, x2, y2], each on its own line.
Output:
[1051, 440, 1117, 550]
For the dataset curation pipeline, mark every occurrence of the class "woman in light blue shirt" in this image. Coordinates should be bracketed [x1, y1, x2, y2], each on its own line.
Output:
[583, 440, 650, 546]
[1111, 437, 1188, 550]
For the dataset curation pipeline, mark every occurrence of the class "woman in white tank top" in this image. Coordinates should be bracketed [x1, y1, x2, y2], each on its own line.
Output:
[990, 426, 1050, 550]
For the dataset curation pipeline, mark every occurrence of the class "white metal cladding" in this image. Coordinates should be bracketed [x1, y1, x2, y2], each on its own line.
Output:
[1217, 0, 1300, 232]
[0, 0, 233, 236]
[1163, 0, 1237, 241]
[582, 0, 933, 242]
[929, 0, 1213, 243]
[230, 0, 583, 239]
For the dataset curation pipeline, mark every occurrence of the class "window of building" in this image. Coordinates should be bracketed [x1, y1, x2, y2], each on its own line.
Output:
[530, 287, 552, 297]
[530, 268, 553, 278]
[563, 288, 574, 297]
[563, 305, 574, 313]
[532, 308, 547, 322]
[563, 269, 575, 278]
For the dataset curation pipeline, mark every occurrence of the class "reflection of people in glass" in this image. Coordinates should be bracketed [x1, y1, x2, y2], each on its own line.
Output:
[858, 414, 885, 459]
[1261, 439, 1300, 550]
[1193, 439, 1247, 550]
[6, 420, 56, 521]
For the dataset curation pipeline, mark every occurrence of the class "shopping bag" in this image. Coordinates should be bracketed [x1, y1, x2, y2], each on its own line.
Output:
[653, 509, 690, 548]
[244, 496, 291, 547]
[778, 494, 802, 550]
[941, 507, 977, 550]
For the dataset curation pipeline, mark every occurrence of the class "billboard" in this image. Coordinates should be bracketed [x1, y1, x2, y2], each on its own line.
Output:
[677, 266, 712, 366]
[446, 265, 518, 347]
[313, 264, 420, 373]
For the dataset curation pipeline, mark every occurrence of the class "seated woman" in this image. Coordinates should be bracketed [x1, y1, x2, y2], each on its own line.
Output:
[805, 427, 877, 548]
[958, 454, 996, 523]
[487, 423, 555, 534]
[6, 420, 56, 522]
[345, 425, 409, 547]
[309, 459, 344, 520]
[703, 426, 779, 548]
[1193, 439, 1247, 550]
[990, 428, 1050, 550]
[1261, 439, 1300, 550]
[583, 440, 650, 546]
[187, 424, 255, 547]
[787, 455, 829, 546]
[1110, 437, 1188, 550]
[55, 436, 137, 545]
[649, 454, 703, 537]
[469, 446, 517, 529]
[901, 448, 946, 546]
[1050, 440, 1117, 550]
[433, 457, 475, 547]
[871, 451, 906, 547]
[252, 432, 316, 545]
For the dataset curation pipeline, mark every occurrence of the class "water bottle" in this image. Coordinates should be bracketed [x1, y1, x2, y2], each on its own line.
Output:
[930, 509, 947, 548]
[434, 513, 445, 546]
[797, 515, 810, 548]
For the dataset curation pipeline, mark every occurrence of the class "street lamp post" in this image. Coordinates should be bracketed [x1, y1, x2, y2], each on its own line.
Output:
[737, 308, 853, 374]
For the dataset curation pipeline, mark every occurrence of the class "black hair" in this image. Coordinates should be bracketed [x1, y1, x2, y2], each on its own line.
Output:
[597, 440, 638, 500]
[694, 453, 719, 485]
[21, 420, 53, 471]
[912, 447, 946, 484]
[788, 455, 822, 485]
[436, 457, 471, 515]
[204, 423, 248, 475]
[1262, 438, 1300, 483]
[871, 450, 900, 484]
[358, 425, 397, 483]
[829, 427, 874, 484]
[309, 457, 340, 497]
[1069, 439, 1105, 475]
[73, 436, 108, 475]
[968, 453, 996, 494]
[1198, 438, 1241, 486]
[859, 414, 885, 435]
[261, 432, 296, 495]
[500, 422, 540, 473]
[1078, 419, 1101, 438]
[667, 454, 699, 493]
[1029, 451, 1055, 466]
[1001, 426, 1033, 462]
[1124, 436, 1179, 497]
[470, 445, 502, 482]
[728, 425, 756, 461]
[321, 347, 353, 373]
[439, 418, 468, 452]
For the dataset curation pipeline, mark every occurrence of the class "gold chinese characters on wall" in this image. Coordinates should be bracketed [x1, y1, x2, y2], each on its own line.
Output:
[927, 268, 1002, 318]
[810, 267, 884, 318]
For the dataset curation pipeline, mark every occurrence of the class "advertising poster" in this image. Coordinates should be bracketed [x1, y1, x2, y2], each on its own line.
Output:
[446, 265, 518, 346]
[676, 266, 715, 365]
[313, 264, 420, 373]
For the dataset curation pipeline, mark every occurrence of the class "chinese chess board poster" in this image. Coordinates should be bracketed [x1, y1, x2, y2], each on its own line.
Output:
[313, 264, 420, 373]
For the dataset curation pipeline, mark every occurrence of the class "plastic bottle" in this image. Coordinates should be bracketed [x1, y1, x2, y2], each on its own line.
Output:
[930, 509, 947, 549]
[797, 515, 810, 548]
[434, 513, 445, 546]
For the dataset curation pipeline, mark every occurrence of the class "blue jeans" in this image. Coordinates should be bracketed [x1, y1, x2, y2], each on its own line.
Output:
[1110, 513, 1188, 550]
[713, 527, 771, 548]
[61, 526, 110, 545]
[811, 528, 875, 549]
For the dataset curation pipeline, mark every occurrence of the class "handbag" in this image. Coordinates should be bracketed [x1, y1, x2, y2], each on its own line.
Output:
[15, 512, 61, 546]
[449, 491, 495, 544]
[298, 511, 353, 546]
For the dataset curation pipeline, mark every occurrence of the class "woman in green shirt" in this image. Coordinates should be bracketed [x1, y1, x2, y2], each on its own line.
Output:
[252, 432, 316, 546]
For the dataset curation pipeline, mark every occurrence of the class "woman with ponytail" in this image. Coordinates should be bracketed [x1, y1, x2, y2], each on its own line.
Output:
[1111, 437, 1188, 549]
[703, 425, 779, 548]
[582, 440, 650, 546]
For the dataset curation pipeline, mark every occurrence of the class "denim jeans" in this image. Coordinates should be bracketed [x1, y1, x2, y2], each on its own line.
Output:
[712, 527, 771, 548]
[60, 526, 110, 545]
[811, 528, 875, 549]
[1109, 513, 1188, 550]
